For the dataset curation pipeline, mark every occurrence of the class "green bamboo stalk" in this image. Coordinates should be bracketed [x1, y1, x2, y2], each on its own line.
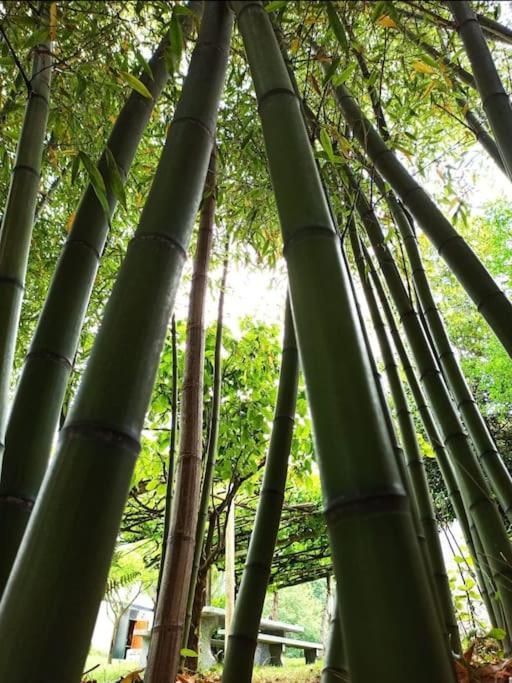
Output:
[321, 587, 350, 683]
[449, 1, 512, 179]
[0, 5, 231, 681]
[346, 240, 453, 653]
[230, 2, 455, 681]
[375, 175, 512, 524]
[349, 225, 460, 653]
[474, 10, 512, 46]
[363, 243, 500, 631]
[223, 298, 299, 682]
[332, 82, 512, 357]
[182, 243, 229, 650]
[344, 169, 512, 638]
[0, 5, 52, 450]
[0, 8, 199, 595]
[145, 147, 218, 683]
[402, 3, 512, 47]
[460, 104, 506, 175]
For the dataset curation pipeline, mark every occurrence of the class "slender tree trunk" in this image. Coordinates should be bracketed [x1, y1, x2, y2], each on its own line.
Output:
[230, 3, 455, 681]
[224, 500, 235, 652]
[108, 616, 122, 664]
[188, 564, 208, 661]
[270, 590, 279, 621]
[0, 7, 232, 681]
[321, 587, 350, 683]
[332, 81, 512, 357]
[146, 147, 218, 683]
[449, 1, 512, 180]
[0, 4, 51, 452]
[0, 10, 199, 595]
[183, 243, 229, 647]
[223, 299, 299, 683]
[156, 316, 179, 602]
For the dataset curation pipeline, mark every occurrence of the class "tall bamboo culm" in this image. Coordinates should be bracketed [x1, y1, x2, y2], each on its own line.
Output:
[145, 148, 217, 683]
[374, 174, 512, 523]
[345, 240, 456, 661]
[223, 298, 299, 682]
[230, 2, 454, 681]
[449, 1, 512, 180]
[0, 10, 199, 595]
[332, 82, 512, 357]
[0, 4, 51, 451]
[349, 225, 460, 653]
[182, 244, 229, 649]
[363, 243, 501, 631]
[344, 172, 512, 638]
[0, 5, 232, 681]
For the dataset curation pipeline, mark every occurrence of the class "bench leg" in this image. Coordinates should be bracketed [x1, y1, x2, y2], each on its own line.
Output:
[198, 617, 218, 671]
[305, 648, 317, 664]
[254, 643, 271, 666]
[269, 642, 284, 666]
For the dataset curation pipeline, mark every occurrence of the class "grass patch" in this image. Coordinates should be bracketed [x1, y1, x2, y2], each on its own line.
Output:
[199, 658, 322, 683]
[252, 658, 321, 682]
[82, 651, 142, 682]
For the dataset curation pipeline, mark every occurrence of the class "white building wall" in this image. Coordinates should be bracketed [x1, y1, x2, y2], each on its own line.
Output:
[90, 592, 155, 655]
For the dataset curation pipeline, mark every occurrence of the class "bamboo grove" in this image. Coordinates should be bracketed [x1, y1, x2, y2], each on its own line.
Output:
[0, 1, 511, 682]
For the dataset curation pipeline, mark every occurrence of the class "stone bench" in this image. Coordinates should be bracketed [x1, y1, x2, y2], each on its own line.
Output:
[213, 630, 323, 666]
[199, 605, 304, 670]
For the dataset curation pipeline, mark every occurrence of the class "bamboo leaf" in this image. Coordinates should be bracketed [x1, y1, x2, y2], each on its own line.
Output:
[325, 3, 348, 51]
[377, 15, 397, 29]
[78, 151, 109, 216]
[371, 1, 387, 21]
[320, 128, 334, 162]
[173, 5, 195, 15]
[180, 648, 198, 658]
[118, 71, 153, 99]
[71, 154, 80, 185]
[265, 1, 287, 12]
[165, 13, 183, 72]
[322, 57, 340, 85]
[332, 63, 356, 86]
[135, 50, 153, 80]
[411, 60, 436, 75]
[105, 147, 127, 210]
[65, 212, 76, 234]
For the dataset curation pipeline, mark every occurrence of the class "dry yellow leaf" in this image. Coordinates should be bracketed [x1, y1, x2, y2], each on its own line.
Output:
[48, 146, 58, 168]
[50, 2, 57, 41]
[377, 15, 397, 29]
[65, 212, 76, 233]
[290, 37, 300, 54]
[412, 60, 436, 75]
[421, 80, 437, 100]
